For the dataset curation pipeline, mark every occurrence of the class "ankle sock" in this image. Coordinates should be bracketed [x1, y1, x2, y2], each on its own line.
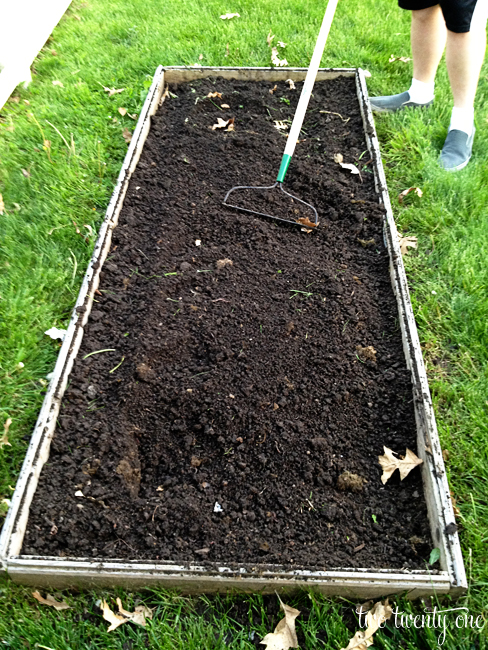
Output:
[449, 106, 474, 136]
[408, 78, 435, 104]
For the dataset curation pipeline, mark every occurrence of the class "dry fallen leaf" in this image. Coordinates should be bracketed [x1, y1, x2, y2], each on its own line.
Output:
[398, 234, 418, 256]
[341, 600, 393, 650]
[212, 117, 234, 131]
[267, 30, 275, 47]
[199, 54, 204, 60]
[286, 79, 296, 90]
[296, 216, 317, 228]
[216, 258, 233, 269]
[118, 107, 127, 116]
[340, 162, 360, 175]
[220, 12, 240, 19]
[269, 85, 278, 94]
[357, 238, 376, 248]
[32, 591, 70, 611]
[207, 92, 223, 99]
[191, 456, 202, 467]
[356, 345, 376, 362]
[100, 599, 127, 632]
[0, 194, 4, 214]
[260, 596, 300, 649]
[333, 153, 344, 163]
[116, 598, 152, 627]
[277, 41, 287, 48]
[221, 103, 230, 109]
[52, 80, 64, 87]
[103, 86, 125, 96]
[274, 120, 288, 130]
[388, 55, 412, 63]
[122, 128, 132, 144]
[398, 187, 423, 203]
[378, 446, 423, 484]
[271, 47, 288, 67]
[1, 418, 12, 448]
[21, 168, 31, 178]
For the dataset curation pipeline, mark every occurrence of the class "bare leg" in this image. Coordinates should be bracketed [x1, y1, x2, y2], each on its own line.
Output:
[411, 5, 447, 83]
[446, 28, 487, 108]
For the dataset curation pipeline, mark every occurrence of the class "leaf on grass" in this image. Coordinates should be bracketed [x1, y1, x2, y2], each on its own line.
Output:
[274, 120, 288, 130]
[271, 47, 288, 67]
[398, 187, 423, 203]
[45, 327, 67, 341]
[260, 596, 300, 650]
[103, 86, 125, 96]
[220, 12, 240, 19]
[398, 234, 417, 256]
[277, 41, 287, 48]
[333, 153, 344, 163]
[32, 591, 70, 611]
[118, 107, 127, 116]
[52, 80, 64, 87]
[0, 194, 4, 214]
[207, 92, 223, 99]
[286, 79, 295, 90]
[122, 128, 132, 144]
[267, 30, 275, 47]
[1, 418, 12, 448]
[388, 55, 412, 63]
[340, 162, 360, 175]
[378, 446, 423, 484]
[341, 600, 393, 650]
[199, 54, 204, 60]
[296, 217, 317, 228]
[21, 168, 31, 178]
[116, 598, 152, 627]
[100, 599, 127, 632]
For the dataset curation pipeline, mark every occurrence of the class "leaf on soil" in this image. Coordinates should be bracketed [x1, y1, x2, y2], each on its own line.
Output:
[122, 128, 132, 144]
[220, 12, 240, 19]
[212, 117, 234, 131]
[0, 194, 4, 214]
[357, 238, 375, 248]
[333, 153, 344, 163]
[191, 456, 202, 467]
[45, 327, 67, 341]
[286, 79, 295, 89]
[356, 345, 376, 362]
[378, 446, 423, 484]
[103, 86, 125, 96]
[32, 591, 70, 611]
[216, 258, 233, 269]
[296, 216, 317, 228]
[274, 120, 288, 130]
[340, 162, 360, 175]
[221, 103, 230, 108]
[1, 418, 12, 448]
[271, 47, 288, 67]
[269, 85, 278, 94]
[118, 107, 127, 116]
[267, 30, 275, 47]
[398, 234, 417, 256]
[388, 55, 412, 63]
[398, 186, 423, 203]
[207, 92, 223, 99]
[260, 596, 300, 650]
[340, 600, 393, 650]
[52, 80, 64, 87]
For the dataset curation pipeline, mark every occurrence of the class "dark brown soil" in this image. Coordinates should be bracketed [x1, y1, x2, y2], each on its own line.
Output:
[23, 76, 433, 569]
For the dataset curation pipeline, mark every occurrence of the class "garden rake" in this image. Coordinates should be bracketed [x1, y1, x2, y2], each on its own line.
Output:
[223, 0, 339, 228]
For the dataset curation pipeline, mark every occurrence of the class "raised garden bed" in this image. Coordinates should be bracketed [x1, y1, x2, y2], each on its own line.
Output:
[0, 66, 466, 597]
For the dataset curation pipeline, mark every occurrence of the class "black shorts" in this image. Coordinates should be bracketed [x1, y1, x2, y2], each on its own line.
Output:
[398, 0, 487, 32]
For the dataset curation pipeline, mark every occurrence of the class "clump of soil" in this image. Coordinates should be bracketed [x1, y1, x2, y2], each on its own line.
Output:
[23, 76, 432, 569]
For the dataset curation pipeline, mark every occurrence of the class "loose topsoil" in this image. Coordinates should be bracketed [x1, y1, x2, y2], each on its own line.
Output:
[23, 75, 433, 569]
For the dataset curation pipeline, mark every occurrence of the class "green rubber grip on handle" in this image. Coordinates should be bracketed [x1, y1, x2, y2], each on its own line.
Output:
[276, 154, 292, 182]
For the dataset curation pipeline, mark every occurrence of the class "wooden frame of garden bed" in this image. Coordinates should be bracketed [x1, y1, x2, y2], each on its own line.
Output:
[0, 66, 467, 598]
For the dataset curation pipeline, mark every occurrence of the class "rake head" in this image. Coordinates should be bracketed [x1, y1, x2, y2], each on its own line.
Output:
[223, 181, 319, 229]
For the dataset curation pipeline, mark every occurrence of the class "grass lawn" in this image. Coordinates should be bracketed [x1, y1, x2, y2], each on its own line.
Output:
[0, 0, 487, 647]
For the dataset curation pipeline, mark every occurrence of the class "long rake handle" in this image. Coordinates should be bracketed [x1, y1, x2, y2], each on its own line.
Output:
[276, 0, 340, 182]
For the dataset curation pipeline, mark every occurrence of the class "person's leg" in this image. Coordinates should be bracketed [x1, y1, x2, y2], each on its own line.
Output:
[439, 1, 487, 170]
[370, 2, 445, 112]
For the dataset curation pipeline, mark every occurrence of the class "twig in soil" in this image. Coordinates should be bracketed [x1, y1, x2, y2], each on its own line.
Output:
[109, 356, 125, 374]
[189, 370, 211, 379]
[211, 298, 230, 303]
[152, 505, 160, 522]
[319, 110, 350, 123]
[137, 248, 149, 260]
[83, 348, 116, 359]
